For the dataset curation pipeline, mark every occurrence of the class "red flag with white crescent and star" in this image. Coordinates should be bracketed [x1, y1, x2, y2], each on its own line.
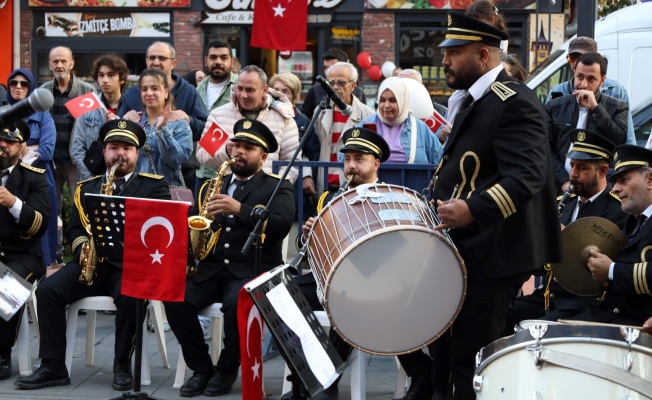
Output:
[122, 198, 189, 302]
[251, 0, 308, 51]
[421, 109, 449, 134]
[238, 286, 263, 400]
[65, 92, 104, 119]
[199, 121, 231, 157]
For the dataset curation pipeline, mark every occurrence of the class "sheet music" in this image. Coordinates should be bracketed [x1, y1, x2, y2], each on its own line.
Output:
[0, 273, 31, 321]
[267, 284, 339, 388]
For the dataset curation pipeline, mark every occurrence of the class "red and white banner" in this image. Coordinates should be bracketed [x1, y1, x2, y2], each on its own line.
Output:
[251, 0, 307, 51]
[122, 198, 189, 302]
[238, 286, 263, 400]
[65, 92, 105, 119]
[199, 122, 231, 157]
[421, 109, 449, 134]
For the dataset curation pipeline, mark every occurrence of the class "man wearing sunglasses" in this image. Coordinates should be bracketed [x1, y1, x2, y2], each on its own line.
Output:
[302, 62, 374, 196]
[546, 36, 635, 146]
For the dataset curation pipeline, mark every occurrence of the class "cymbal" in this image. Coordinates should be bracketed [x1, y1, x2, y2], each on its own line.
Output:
[551, 217, 625, 296]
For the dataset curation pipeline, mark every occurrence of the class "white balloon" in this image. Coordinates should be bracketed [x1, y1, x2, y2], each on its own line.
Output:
[381, 61, 396, 79]
[401, 77, 434, 119]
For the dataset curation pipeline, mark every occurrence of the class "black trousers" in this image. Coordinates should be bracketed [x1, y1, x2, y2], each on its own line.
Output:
[37, 261, 143, 362]
[0, 260, 36, 354]
[164, 268, 250, 375]
[451, 273, 530, 400]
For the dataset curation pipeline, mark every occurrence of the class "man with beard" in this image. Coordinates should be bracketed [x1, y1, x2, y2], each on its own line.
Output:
[0, 121, 50, 381]
[165, 118, 295, 397]
[433, 12, 562, 399]
[570, 145, 652, 326]
[546, 52, 628, 194]
[504, 129, 628, 334]
[16, 120, 170, 391]
[195, 39, 239, 194]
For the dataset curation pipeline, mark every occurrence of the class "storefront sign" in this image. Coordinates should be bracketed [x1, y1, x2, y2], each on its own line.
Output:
[45, 12, 171, 36]
[330, 26, 361, 43]
[365, 0, 535, 10]
[31, 0, 188, 8]
[201, 0, 342, 24]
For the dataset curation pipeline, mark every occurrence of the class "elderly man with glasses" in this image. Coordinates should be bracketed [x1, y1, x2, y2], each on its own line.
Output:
[302, 62, 374, 196]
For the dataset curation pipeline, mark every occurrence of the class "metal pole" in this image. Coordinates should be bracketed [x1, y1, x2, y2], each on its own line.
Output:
[576, 0, 597, 39]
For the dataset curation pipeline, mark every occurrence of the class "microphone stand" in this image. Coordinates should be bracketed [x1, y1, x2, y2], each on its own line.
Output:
[241, 93, 334, 400]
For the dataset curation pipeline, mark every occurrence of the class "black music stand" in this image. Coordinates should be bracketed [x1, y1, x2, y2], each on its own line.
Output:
[245, 264, 345, 398]
[85, 194, 162, 400]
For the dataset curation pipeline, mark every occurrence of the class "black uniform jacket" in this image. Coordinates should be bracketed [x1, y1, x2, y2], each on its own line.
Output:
[193, 170, 295, 282]
[68, 172, 171, 268]
[433, 70, 563, 279]
[0, 163, 50, 278]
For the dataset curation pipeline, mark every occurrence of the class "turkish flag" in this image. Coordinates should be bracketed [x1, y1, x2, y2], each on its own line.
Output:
[251, 0, 307, 51]
[65, 92, 104, 119]
[422, 109, 449, 133]
[122, 198, 190, 302]
[238, 286, 263, 400]
[199, 122, 231, 157]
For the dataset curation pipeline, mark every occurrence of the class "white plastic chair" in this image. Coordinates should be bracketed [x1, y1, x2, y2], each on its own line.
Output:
[282, 311, 408, 400]
[15, 281, 39, 376]
[65, 296, 169, 385]
[173, 303, 224, 388]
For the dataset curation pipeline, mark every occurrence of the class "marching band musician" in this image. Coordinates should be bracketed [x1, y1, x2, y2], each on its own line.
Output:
[0, 122, 50, 381]
[16, 120, 170, 391]
[432, 12, 562, 399]
[164, 118, 295, 398]
[571, 145, 652, 326]
[505, 129, 629, 333]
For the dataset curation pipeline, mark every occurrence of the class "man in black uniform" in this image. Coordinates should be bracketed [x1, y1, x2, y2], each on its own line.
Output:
[16, 120, 170, 391]
[0, 121, 50, 380]
[165, 118, 295, 397]
[433, 12, 562, 399]
[505, 129, 628, 334]
[574, 145, 652, 326]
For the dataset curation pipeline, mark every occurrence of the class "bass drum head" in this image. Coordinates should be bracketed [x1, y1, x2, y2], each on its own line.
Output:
[324, 228, 465, 355]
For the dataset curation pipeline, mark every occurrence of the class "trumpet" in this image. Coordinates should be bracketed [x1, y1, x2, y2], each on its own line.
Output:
[188, 157, 237, 273]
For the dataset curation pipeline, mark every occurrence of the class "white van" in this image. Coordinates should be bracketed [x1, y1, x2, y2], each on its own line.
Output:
[526, 2, 652, 145]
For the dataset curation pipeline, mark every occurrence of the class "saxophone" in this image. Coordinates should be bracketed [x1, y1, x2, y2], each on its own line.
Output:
[79, 161, 122, 285]
[188, 157, 237, 273]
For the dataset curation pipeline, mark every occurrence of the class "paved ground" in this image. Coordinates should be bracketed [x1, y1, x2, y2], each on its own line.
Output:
[0, 302, 405, 400]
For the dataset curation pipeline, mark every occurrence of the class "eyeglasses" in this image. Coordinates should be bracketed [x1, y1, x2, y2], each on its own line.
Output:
[329, 80, 352, 87]
[8, 79, 30, 89]
[146, 55, 174, 62]
[567, 53, 581, 64]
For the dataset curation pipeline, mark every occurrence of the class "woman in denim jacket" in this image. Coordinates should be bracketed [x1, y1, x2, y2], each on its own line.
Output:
[133, 69, 192, 186]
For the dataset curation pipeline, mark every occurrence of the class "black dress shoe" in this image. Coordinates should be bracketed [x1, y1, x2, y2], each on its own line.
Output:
[402, 368, 434, 400]
[204, 369, 238, 397]
[0, 354, 11, 381]
[432, 388, 454, 400]
[314, 384, 339, 400]
[15, 360, 70, 389]
[180, 372, 211, 397]
[112, 360, 133, 391]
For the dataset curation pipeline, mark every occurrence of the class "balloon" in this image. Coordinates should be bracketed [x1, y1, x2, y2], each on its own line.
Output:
[401, 77, 435, 119]
[381, 61, 396, 78]
[368, 65, 383, 81]
[356, 52, 372, 70]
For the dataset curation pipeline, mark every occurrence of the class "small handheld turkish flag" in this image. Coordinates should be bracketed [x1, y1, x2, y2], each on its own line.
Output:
[122, 198, 189, 302]
[421, 109, 449, 134]
[238, 286, 263, 400]
[199, 122, 231, 157]
[65, 92, 104, 119]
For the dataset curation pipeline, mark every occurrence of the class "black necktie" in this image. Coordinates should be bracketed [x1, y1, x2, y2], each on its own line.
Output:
[460, 94, 474, 111]
[628, 214, 648, 241]
[0, 170, 8, 186]
[233, 179, 246, 199]
[114, 178, 125, 192]
[578, 200, 591, 214]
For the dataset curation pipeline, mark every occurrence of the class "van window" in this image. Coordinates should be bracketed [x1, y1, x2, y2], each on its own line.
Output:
[533, 64, 573, 105]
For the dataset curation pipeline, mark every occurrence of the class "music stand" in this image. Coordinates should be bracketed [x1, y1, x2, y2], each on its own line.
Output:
[245, 264, 345, 398]
[85, 194, 162, 400]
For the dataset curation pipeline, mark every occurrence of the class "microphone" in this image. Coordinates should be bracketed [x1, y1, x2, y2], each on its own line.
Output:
[0, 88, 54, 130]
[558, 184, 575, 216]
[315, 75, 352, 116]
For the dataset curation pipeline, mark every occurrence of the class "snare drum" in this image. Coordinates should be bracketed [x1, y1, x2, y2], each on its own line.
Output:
[474, 322, 652, 399]
[307, 183, 466, 355]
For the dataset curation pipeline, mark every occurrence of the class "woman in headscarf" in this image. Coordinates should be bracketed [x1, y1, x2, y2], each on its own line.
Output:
[6, 68, 58, 266]
[357, 77, 441, 165]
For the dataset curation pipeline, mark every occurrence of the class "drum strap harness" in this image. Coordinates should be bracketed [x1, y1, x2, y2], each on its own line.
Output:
[543, 265, 607, 313]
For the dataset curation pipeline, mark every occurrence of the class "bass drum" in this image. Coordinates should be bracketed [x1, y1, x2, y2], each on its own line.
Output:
[307, 183, 466, 355]
[474, 321, 652, 399]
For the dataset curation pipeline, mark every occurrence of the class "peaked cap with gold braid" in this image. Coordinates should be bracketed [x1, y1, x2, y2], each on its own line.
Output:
[567, 129, 615, 162]
[232, 118, 278, 153]
[609, 144, 652, 183]
[438, 11, 509, 48]
[99, 119, 146, 149]
[339, 127, 390, 163]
